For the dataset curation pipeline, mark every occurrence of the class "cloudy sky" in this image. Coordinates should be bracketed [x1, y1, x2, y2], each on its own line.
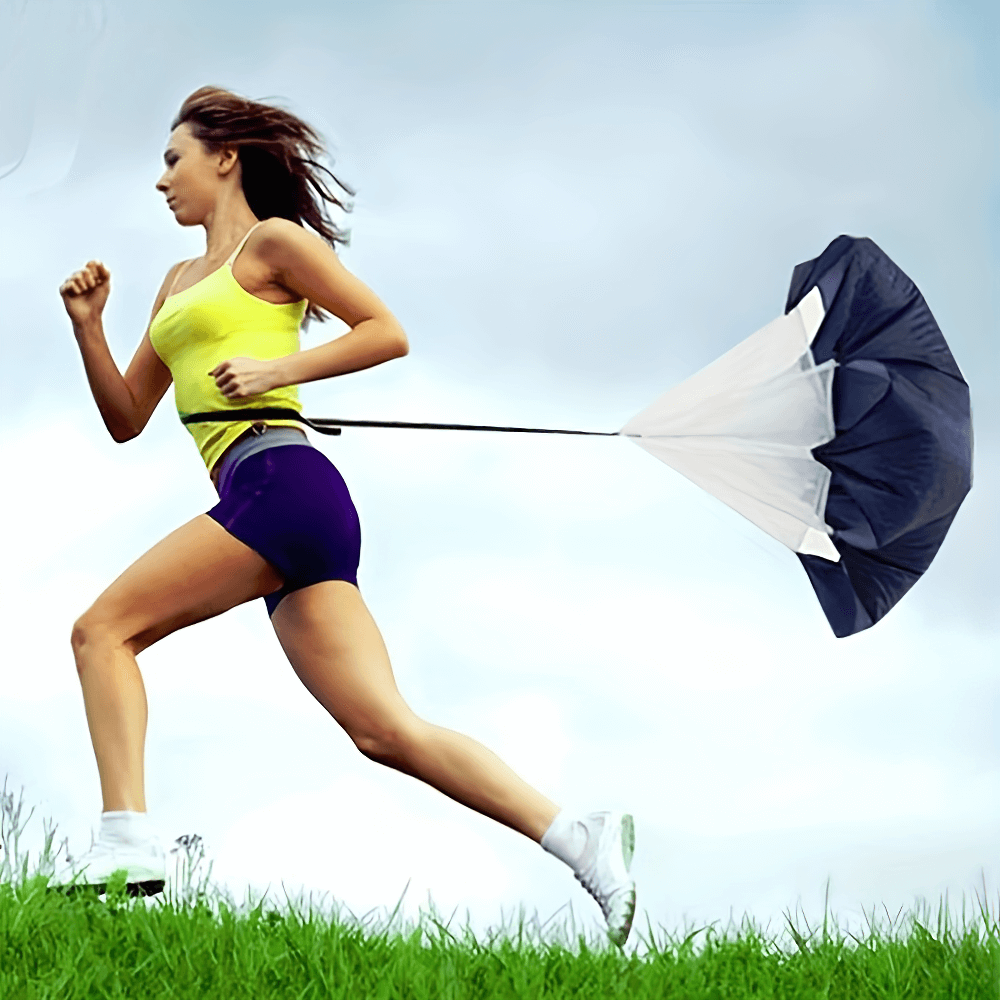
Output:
[1, 0, 996, 943]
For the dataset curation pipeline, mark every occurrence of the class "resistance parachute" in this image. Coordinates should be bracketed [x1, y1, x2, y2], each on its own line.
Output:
[184, 236, 973, 638]
[622, 235, 973, 636]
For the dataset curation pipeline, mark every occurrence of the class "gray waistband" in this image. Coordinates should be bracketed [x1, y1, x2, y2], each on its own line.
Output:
[215, 425, 311, 494]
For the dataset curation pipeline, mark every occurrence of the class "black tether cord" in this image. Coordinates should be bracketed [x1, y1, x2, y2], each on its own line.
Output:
[180, 408, 618, 437]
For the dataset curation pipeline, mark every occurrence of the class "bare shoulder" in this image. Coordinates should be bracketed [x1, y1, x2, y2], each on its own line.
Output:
[248, 217, 400, 332]
[253, 216, 328, 262]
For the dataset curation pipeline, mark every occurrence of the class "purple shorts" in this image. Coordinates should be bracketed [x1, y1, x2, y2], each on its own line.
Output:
[207, 444, 361, 616]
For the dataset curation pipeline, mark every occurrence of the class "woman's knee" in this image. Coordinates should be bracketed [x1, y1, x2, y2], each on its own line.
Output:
[71, 611, 98, 655]
[70, 612, 130, 665]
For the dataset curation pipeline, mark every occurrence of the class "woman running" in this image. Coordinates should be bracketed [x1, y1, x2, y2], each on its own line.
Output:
[55, 86, 635, 946]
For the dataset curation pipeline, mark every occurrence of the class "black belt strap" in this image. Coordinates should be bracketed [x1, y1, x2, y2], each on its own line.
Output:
[180, 408, 618, 437]
[181, 408, 342, 436]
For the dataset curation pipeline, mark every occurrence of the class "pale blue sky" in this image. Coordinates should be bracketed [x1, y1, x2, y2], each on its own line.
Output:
[1, 0, 996, 940]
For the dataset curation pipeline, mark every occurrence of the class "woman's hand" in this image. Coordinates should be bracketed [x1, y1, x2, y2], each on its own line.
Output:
[209, 357, 279, 399]
[60, 260, 111, 329]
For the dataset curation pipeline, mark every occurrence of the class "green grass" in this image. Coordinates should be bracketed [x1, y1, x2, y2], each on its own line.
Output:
[2, 781, 997, 999]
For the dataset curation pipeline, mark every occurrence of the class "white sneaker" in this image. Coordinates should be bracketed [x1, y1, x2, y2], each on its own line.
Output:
[574, 811, 636, 947]
[50, 836, 166, 896]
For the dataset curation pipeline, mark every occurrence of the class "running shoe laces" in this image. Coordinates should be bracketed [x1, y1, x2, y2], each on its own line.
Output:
[574, 811, 636, 947]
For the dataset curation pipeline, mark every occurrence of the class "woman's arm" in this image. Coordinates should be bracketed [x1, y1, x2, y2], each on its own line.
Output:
[61, 260, 175, 442]
[209, 219, 408, 400]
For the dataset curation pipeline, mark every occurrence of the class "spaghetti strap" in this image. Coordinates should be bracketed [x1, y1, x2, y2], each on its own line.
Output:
[165, 258, 196, 297]
[225, 220, 267, 267]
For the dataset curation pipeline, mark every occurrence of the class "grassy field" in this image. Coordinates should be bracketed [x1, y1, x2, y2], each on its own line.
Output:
[2, 784, 998, 999]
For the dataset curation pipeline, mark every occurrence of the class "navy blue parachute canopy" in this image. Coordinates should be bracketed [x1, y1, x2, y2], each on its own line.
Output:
[620, 235, 972, 637]
[785, 236, 973, 637]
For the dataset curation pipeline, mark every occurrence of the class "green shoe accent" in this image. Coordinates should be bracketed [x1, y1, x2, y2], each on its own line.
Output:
[620, 814, 635, 871]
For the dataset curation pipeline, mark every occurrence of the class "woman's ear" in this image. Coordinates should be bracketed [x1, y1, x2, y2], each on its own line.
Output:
[218, 146, 240, 176]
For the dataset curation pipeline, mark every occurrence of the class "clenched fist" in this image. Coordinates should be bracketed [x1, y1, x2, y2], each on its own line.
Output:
[60, 260, 111, 328]
[209, 356, 281, 399]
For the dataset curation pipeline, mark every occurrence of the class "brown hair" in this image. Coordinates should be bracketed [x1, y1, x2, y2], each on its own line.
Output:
[171, 86, 355, 324]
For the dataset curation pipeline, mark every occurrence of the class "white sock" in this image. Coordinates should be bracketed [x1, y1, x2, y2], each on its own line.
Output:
[100, 810, 153, 847]
[540, 810, 590, 871]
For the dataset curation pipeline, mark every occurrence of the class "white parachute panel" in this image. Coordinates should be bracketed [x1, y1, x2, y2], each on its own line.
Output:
[621, 287, 840, 562]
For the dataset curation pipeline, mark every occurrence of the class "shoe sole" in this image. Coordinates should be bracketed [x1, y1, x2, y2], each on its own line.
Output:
[609, 885, 636, 949]
[609, 813, 636, 948]
[54, 879, 165, 898]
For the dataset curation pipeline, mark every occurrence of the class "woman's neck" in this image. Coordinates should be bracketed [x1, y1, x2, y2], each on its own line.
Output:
[200, 192, 259, 263]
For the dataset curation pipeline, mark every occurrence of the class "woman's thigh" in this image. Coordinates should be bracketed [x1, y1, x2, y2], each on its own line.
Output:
[79, 514, 284, 654]
[269, 581, 414, 740]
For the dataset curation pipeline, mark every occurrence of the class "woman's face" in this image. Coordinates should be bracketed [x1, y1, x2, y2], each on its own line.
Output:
[155, 123, 237, 226]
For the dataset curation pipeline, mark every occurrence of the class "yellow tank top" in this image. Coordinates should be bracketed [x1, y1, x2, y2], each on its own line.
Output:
[149, 221, 308, 473]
